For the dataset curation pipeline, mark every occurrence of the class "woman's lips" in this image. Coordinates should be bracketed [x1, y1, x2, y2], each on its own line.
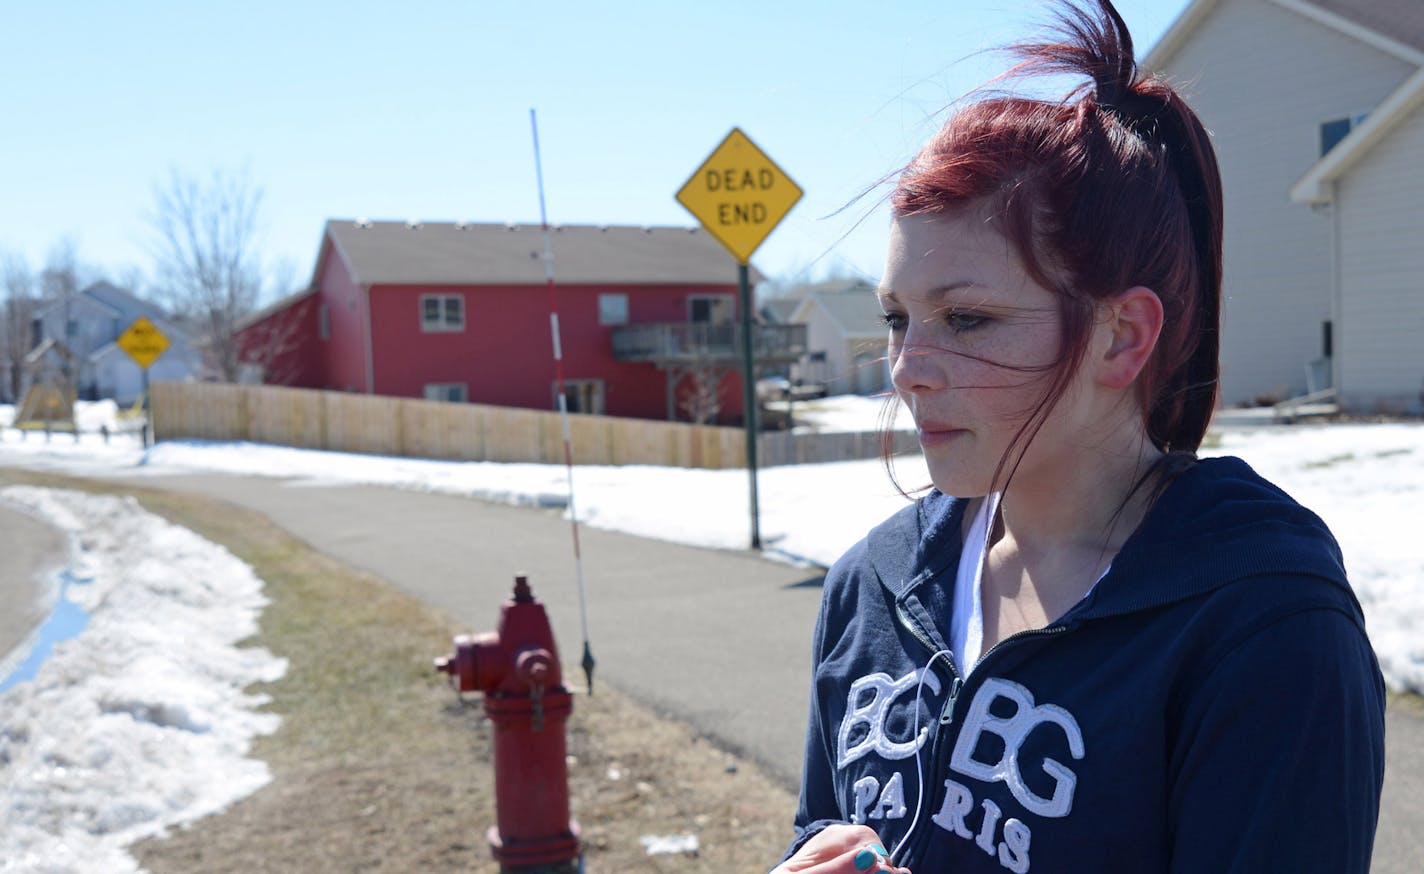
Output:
[916, 423, 965, 447]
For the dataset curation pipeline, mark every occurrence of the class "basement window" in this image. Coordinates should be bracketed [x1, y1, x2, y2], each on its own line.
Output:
[423, 382, 467, 403]
[420, 294, 465, 332]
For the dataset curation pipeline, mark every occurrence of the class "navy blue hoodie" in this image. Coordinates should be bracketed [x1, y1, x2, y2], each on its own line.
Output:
[785, 457, 1385, 873]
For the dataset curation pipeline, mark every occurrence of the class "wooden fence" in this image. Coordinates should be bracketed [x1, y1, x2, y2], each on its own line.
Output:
[150, 382, 915, 470]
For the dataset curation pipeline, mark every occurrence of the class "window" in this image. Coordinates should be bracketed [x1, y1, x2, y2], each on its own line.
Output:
[318, 304, 330, 340]
[66, 319, 79, 339]
[423, 382, 467, 403]
[555, 379, 604, 415]
[1320, 113, 1368, 156]
[688, 294, 734, 324]
[599, 293, 629, 326]
[420, 294, 464, 332]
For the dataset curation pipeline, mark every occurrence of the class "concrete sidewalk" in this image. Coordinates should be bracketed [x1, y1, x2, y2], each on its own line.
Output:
[93, 472, 1424, 871]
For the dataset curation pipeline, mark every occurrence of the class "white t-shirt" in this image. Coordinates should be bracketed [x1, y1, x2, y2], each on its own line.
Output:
[949, 494, 997, 677]
[949, 494, 1107, 677]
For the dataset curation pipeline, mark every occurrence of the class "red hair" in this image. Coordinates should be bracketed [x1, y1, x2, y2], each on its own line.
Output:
[892, 0, 1223, 454]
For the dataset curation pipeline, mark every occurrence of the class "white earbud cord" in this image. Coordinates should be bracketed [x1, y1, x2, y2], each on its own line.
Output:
[889, 648, 956, 865]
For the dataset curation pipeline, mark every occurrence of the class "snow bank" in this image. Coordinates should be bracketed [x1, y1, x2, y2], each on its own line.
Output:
[0, 487, 287, 873]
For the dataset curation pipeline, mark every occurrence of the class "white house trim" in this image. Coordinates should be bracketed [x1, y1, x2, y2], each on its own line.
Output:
[1290, 64, 1424, 203]
[1269, 0, 1424, 67]
[1147, 0, 1424, 71]
[1143, 0, 1221, 69]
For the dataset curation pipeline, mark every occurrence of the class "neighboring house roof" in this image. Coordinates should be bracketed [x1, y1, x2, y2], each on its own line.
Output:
[760, 297, 801, 324]
[1291, 63, 1424, 202]
[24, 338, 75, 368]
[84, 281, 168, 320]
[766, 277, 878, 323]
[88, 341, 125, 364]
[1291, 0, 1424, 57]
[320, 220, 758, 287]
[34, 281, 148, 320]
[235, 287, 317, 332]
[1146, 0, 1424, 70]
[791, 288, 886, 340]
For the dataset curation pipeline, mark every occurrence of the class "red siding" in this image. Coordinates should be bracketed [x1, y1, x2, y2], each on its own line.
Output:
[318, 247, 369, 393]
[367, 281, 746, 421]
[236, 293, 324, 387]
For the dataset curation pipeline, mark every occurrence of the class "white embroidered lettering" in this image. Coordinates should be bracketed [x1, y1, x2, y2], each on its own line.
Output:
[949, 678, 1085, 818]
[871, 771, 908, 820]
[851, 775, 879, 824]
[999, 818, 1031, 874]
[930, 780, 1035, 872]
[837, 668, 942, 767]
[976, 798, 1002, 856]
[930, 778, 975, 839]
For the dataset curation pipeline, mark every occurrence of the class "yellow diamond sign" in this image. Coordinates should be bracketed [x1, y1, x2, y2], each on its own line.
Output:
[117, 316, 170, 370]
[676, 128, 802, 265]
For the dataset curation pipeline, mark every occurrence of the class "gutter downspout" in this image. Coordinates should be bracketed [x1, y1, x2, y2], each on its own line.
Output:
[363, 285, 375, 394]
[1329, 181, 1343, 402]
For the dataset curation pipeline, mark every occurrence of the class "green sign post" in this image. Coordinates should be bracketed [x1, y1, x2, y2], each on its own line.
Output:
[676, 128, 803, 549]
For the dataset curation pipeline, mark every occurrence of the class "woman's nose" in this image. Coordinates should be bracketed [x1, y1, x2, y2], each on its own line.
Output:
[890, 338, 948, 395]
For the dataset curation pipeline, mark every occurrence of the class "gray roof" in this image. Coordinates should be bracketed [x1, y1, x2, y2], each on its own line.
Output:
[760, 297, 802, 324]
[34, 281, 168, 323]
[1307, 0, 1424, 54]
[323, 220, 757, 287]
[83, 281, 161, 317]
[778, 277, 879, 301]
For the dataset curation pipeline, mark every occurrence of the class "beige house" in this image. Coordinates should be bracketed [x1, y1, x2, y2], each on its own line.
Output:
[786, 279, 891, 396]
[1148, 0, 1424, 412]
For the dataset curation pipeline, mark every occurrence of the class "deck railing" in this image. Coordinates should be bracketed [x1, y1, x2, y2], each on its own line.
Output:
[612, 322, 807, 363]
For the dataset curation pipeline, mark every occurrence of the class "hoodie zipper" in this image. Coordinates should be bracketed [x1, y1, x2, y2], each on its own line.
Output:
[892, 600, 1071, 868]
[892, 601, 959, 867]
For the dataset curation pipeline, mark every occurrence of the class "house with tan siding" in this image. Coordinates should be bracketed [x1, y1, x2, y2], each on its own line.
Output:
[1147, 0, 1424, 413]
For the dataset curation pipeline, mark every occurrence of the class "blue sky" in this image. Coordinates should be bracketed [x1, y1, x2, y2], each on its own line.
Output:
[1, 1, 1190, 297]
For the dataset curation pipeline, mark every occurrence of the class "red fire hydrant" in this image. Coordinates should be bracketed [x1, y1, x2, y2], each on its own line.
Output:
[435, 575, 580, 872]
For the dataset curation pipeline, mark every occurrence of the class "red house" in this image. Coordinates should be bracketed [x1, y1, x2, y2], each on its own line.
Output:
[236, 220, 806, 423]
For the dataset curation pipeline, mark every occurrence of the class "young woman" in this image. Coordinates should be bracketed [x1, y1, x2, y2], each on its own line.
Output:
[773, 2, 1385, 872]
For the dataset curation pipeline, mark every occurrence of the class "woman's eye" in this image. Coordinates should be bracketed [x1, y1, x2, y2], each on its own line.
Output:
[880, 312, 908, 331]
[947, 312, 989, 332]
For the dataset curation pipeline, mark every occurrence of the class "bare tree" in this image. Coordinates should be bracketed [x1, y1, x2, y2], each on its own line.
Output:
[678, 363, 726, 425]
[148, 168, 267, 382]
[1, 251, 37, 402]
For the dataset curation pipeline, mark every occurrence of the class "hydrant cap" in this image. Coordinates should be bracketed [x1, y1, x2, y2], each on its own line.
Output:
[516, 648, 554, 686]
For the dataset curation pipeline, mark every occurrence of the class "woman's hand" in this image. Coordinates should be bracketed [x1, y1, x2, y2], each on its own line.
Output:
[771, 824, 910, 873]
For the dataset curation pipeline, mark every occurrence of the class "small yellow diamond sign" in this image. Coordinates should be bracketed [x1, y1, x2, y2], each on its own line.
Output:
[676, 128, 802, 265]
[117, 316, 170, 370]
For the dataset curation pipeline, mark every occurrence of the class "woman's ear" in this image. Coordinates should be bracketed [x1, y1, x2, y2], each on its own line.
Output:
[1097, 286, 1164, 390]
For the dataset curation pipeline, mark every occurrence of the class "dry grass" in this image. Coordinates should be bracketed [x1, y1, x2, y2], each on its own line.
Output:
[0, 468, 796, 873]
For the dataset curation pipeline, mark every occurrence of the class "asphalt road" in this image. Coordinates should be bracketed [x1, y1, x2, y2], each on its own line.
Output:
[17, 470, 1423, 870]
